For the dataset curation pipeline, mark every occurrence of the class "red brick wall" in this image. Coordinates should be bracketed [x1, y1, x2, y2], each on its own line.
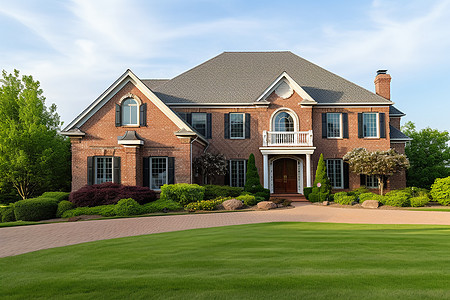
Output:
[390, 117, 401, 130]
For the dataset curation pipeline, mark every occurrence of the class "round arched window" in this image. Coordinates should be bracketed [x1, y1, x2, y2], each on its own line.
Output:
[122, 98, 138, 125]
[273, 111, 294, 132]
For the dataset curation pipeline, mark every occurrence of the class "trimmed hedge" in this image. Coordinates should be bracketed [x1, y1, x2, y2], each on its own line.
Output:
[69, 183, 156, 207]
[14, 198, 58, 221]
[115, 198, 142, 216]
[309, 192, 329, 203]
[384, 190, 410, 207]
[358, 192, 379, 203]
[303, 187, 313, 200]
[410, 196, 430, 207]
[62, 205, 116, 218]
[56, 201, 74, 218]
[184, 197, 227, 211]
[160, 183, 205, 206]
[333, 192, 357, 205]
[203, 185, 242, 200]
[40, 192, 70, 202]
[430, 176, 450, 206]
[141, 199, 182, 214]
[1, 206, 16, 222]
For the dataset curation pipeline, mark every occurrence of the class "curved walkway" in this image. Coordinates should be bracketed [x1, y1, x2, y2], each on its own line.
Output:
[1, 203, 450, 258]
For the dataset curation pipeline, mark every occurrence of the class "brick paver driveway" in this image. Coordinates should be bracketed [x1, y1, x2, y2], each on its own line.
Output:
[1, 203, 449, 258]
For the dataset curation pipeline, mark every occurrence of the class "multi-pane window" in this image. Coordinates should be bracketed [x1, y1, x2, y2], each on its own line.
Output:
[365, 175, 379, 188]
[230, 113, 244, 138]
[363, 113, 378, 137]
[327, 113, 341, 138]
[122, 98, 138, 125]
[150, 157, 168, 190]
[274, 112, 294, 132]
[327, 159, 343, 189]
[95, 157, 113, 184]
[230, 160, 246, 187]
[192, 113, 207, 136]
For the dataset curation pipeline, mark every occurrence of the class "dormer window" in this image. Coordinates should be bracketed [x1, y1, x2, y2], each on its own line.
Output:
[122, 98, 138, 125]
[115, 94, 147, 127]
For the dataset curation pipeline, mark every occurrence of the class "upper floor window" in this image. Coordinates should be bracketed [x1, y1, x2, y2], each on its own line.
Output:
[191, 113, 207, 137]
[115, 95, 147, 127]
[274, 112, 294, 132]
[326, 113, 342, 138]
[230, 113, 245, 139]
[358, 112, 385, 139]
[363, 113, 377, 138]
[122, 98, 138, 125]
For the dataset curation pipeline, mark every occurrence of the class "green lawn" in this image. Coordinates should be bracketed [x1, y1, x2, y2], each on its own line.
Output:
[1, 222, 449, 299]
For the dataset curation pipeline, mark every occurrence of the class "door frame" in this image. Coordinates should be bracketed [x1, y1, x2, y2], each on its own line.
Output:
[269, 155, 303, 194]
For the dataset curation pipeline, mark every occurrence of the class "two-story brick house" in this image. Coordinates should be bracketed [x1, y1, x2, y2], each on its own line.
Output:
[62, 52, 410, 195]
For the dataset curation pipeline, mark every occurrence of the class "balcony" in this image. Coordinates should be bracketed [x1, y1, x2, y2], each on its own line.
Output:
[262, 130, 313, 147]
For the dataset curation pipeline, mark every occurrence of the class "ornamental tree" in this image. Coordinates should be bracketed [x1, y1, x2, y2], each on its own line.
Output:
[244, 153, 263, 193]
[309, 154, 331, 202]
[0, 70, 71, 199]
[193, 152, 227, 184]
[343, 148, 409, 195]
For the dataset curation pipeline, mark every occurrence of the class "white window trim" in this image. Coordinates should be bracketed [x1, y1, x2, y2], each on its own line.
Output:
[149, 157, 168, 191]
[191, 112, 207, 137]
[95, 156, 114, 184]
[229, 159, 246, 187]
[122, 98, 140, 126]
[327, 159, 344, 189]
[363, 112, 379, 139]
[230, 113, 245, 139]
[326, 113, 343, 139]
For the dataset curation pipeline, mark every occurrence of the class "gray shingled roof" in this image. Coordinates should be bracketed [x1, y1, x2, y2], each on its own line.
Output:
[149, 52, 393, 105]
[142, 79, 170, 90]
[389, 105, 406, 117]
[390, 125, 411, 140]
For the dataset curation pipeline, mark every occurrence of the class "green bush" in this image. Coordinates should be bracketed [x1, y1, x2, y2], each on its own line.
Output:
[333, 192, 348, 202]
[430, 176, 450, 206]
[303, 187, 313, 200]
[184, 198, 226, 211]
[244, 154, 264, 194]
[160, 183, 205, 206]
[334, 194, 357, 205]
[309, 154, 332, 202]
[62, 205, 116, 218]
[14, 198, 58, 221]
[203, 185, 242, 200]
[40, 192, 70, 202]
[114, 198, 142, 216]
[402, 187, 429, 198]
[1, 206, 16, 222]
[237, 194, 257, 206]
[358, 192, 378, 203]
[309, 192, 329, 203]
[410, 196, 430, 207]
[141, 199, 183, 214]
[384, 190, 411, 207]
[56, 200, 74, 218]
[254, 189, 270, 201]
[352, 186, 370, 196]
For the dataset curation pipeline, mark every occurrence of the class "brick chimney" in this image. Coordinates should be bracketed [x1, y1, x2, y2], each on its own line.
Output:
[374, 70, 391, 100]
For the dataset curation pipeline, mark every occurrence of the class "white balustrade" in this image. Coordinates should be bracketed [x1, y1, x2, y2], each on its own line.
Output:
[262, 130, 313, 146]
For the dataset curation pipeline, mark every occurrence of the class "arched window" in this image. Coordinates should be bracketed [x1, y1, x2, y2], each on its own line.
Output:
[273, 111, 294, 132]
[122, 98, 138, 125]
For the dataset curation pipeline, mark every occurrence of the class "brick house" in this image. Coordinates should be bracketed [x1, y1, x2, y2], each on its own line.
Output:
[62, 52, 410, 194]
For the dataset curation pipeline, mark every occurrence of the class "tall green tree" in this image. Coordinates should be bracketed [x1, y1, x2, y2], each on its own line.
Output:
[309, 154, 332, 202]
[0, 70, 70, 200]
[244, 153, 263, 193]
[402, 121, 450, 189]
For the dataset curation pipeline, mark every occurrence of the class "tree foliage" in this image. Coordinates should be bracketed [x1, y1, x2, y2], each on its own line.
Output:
[193, 152, 227, 184]
[309, 154, 331, 202]
[402, 121, 450, 188]
[343, 148, 409, 195]
[244, 153, 263, 193]
[0, 70, 70, 200]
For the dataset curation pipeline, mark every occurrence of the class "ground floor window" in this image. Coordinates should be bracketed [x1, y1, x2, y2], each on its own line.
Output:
[230, 160, 246, 187]
[95, 157, 113, 184]
[326, 159, 343, 189]
[365, 175, 379, 188]
[150, 157, 168, 190]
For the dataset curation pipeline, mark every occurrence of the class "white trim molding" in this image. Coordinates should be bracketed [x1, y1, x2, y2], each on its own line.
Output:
[269, 107, 300, 132]
[268, 155, 304, 194]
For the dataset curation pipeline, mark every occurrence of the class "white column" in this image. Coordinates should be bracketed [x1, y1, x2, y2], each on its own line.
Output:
[263, 154, 269, 189]
[306, 154, 312, 187]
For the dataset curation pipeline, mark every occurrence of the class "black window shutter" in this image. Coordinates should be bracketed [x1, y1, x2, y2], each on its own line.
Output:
[224, 160, 230, 186]
[143, 157, 149, 187]
[342, 113, 349, 139]
[140, 103, 147, 126]
[224, 113, 230, 139]
[358, 113, 363, 138]
[360, 174, 366, 186]
[87, 156, 94, 185]
[113, 157, 121, 184]
[115, 104, 121, 127]
[206, 113, 212, 139]
[245, 113, 251, 139]
[322, 113, 327, 138]
[343, 162, 349, 189]
[186, 113, 192, 125]
[168, 157, 175, 184]
[379, 113, 386, 138]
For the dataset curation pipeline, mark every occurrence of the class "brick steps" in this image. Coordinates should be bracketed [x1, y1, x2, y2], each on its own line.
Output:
[270, 193, 309, 202]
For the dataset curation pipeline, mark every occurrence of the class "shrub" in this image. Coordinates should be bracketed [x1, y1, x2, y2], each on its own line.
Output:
[203, 185, 242, 200]
[244, 154, 264, 194]
[384, 190, 411, 207]
[1, 206, 16, 222]
[237, 194, 257, 206]
[352, 186, 370, 196]
[160, 183, 205, 206]
[410, 196, 430, 207]
[430, 176, 450, 206]
[358, 192, 378, 203]
[40, 192, 70, 202]
[62, 205, 116, 218]
[69, 183, 156, 207]
[56, 200, 74, 218]
[115, 198, 142, 216]
[334, 194, 357, 205]
[309, 154, 332, 202]
[402, 187, 429, 198]
[254, 189, 270, 201]
[185, 198, 226, 211]
[333, 192, 348, 202]
[141, 199, 182, 214]
[14, 198, 58, 221]
[309, 192, 329, 203]
[303, 187, 313, 200]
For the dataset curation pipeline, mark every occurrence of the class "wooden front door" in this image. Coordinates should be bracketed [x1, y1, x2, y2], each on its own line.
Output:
[273, 158, 297, 193]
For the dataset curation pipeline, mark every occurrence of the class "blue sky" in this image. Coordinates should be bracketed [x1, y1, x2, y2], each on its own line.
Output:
[1, 0, 449, 131]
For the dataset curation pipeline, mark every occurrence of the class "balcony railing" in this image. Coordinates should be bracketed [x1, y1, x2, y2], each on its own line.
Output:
[262, 130, 313, 147]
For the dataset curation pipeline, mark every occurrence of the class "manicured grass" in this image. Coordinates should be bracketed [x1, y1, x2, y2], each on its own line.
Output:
[1, 222, 449, 299]
[409, 208, 450, 212]
[0, 220, 40, 228]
